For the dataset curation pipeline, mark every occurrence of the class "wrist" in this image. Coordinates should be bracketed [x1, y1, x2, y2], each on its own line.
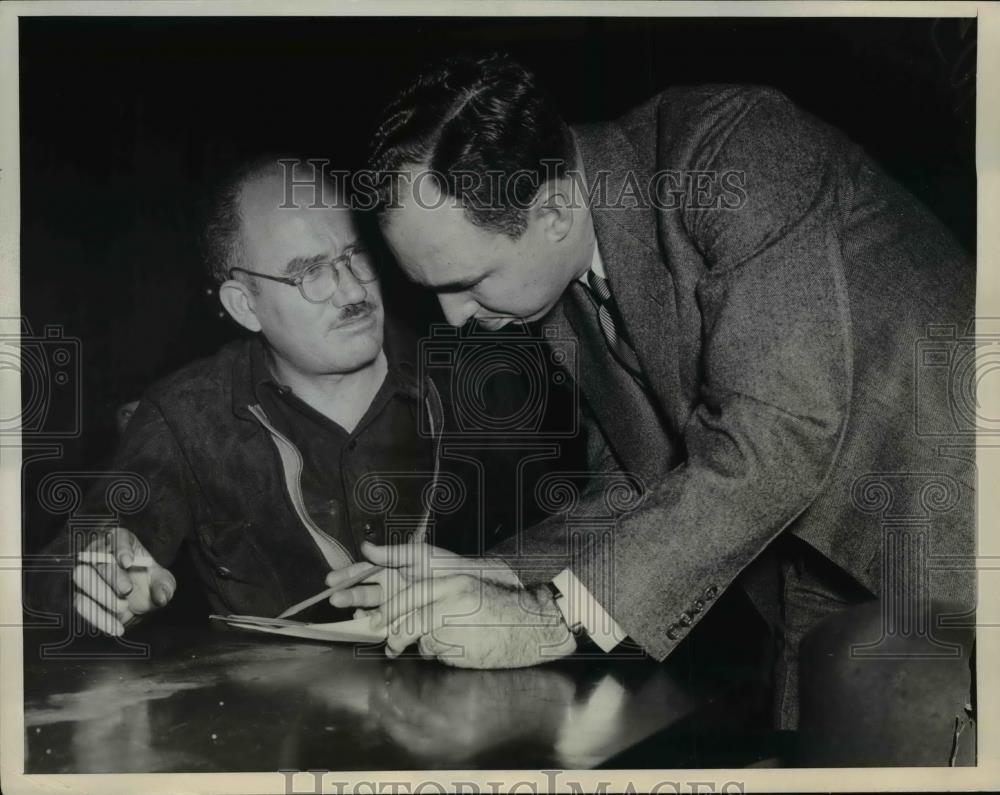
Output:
[533, 583, 579, 654]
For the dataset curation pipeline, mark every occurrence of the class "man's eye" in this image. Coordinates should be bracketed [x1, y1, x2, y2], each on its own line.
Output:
[301, 263, 330, 283]
[439, 278, 483, 295]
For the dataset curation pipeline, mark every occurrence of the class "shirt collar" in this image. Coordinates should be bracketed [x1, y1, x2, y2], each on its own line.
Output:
[249, 320, 421, 405]
[577, 237, 608, 287]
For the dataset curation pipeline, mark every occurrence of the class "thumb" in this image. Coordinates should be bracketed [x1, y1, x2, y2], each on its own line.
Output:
[149, 566, 176, 607]
[361, 540, 425, 570]
[360, 540, 394, 567]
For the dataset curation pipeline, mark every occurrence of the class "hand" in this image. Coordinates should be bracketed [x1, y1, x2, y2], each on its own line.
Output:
[325, 559, 404, 611]
[327, 541, 574, 666]
[387, 577, 577, 668]
[325, 540, 521, 612]
[72, 526, 176, 636]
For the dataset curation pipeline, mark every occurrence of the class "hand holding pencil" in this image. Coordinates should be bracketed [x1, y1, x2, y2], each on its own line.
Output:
[73, 526, 176, 637]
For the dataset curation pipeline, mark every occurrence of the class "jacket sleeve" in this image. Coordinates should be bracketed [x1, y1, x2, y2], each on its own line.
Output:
[491, 88, 852, 661]
[23, 397, 197, 620]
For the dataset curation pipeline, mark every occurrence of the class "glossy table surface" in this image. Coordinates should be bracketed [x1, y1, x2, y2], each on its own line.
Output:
[22, 620, 749, 773]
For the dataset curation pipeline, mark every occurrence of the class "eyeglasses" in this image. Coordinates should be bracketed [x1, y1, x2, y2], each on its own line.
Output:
[228, 246, 377, 304]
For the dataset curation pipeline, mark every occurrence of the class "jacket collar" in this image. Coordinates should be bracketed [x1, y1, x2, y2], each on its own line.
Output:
[229, 317, 423, 430]
[230, 338, 261, 425]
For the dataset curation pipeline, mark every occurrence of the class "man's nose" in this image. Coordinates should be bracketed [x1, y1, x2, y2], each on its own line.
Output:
[437, 294, 477, 327]
[331, 268, 369, 306]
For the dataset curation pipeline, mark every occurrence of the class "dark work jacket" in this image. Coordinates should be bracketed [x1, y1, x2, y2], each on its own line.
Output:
[24, 331, 452, 623]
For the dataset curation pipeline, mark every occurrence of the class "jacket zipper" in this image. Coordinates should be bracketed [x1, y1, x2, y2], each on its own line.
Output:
[247, 403, 355, 571]
[247, 377, 445, 563]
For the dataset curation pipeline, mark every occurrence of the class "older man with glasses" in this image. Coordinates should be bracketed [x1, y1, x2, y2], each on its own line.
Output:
[25, 157, 459, 636]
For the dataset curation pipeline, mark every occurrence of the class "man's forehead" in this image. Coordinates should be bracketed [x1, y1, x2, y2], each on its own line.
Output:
[241, 177, 354, 267]
[389, 182, 491, 254]
[386, 206, 489, 284]
[242, 173, 346, 224]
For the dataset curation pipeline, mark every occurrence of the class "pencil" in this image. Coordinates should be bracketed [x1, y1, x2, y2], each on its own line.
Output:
[276, 563, 381, 619]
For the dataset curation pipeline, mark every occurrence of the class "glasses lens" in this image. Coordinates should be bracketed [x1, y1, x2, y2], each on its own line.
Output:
[300, 263, 338, 302]
[349, 249, 377, 282]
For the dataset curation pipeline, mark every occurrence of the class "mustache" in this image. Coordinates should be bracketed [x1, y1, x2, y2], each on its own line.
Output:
[336, 301, 377, 325]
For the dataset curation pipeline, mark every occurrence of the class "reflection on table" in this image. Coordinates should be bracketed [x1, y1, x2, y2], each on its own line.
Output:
[24, 625, 715, 772]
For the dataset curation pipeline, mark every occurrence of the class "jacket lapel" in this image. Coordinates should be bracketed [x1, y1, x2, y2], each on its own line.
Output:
[572, 122, 686, 440]
[547, 286, 674, 481]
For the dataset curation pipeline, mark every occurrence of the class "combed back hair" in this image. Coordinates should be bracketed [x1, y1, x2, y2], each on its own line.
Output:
[367, 54, 576, 238]
[202, 156, 293, 289]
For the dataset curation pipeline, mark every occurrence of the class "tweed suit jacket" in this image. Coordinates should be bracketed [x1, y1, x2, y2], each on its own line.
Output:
[491, 85, 976, 661]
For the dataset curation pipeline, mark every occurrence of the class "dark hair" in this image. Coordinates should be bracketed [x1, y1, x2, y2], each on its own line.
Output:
[368, 54, 575, 238]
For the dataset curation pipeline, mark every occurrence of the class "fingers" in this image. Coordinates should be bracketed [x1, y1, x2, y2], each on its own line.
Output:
[106, 525, 160, 570]
[80, 528, 132, 597]
[94, 526, 141, 577]
[380, 577, 449, 629]
[326, 560, 389, 609]
[73, 590, 125, 637]
[383, 576, 471, 656]
[105, 525, 137, 567]
[148, 567, 176, 608]
[150, 581, 172, 608]
[73, 564, 127, 615]
[330, 583, 382, 609]
[417, 634, 438, 660]
[325, 560, 381, 589]
[387, 599, 446, 658]
[360, 540, 426, 570]
[95, 557, 134, 598]
[416, 632, 456, 661]
[361, 541, 478, 589]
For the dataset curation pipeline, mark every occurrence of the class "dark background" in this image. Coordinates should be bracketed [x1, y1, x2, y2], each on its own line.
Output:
[19, 16, 976, 549]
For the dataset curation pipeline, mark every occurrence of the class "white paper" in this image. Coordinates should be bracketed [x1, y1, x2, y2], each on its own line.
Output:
[209, 614, 387, 643]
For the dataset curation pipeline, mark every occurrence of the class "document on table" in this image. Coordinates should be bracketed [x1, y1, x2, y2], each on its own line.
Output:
[209, 613, 387, 643]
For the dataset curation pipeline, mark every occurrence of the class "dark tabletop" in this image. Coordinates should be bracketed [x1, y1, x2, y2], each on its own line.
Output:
[22, 592, 771, 773]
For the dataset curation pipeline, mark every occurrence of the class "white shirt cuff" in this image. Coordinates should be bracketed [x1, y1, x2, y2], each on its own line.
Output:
[552, 568, 628, 653]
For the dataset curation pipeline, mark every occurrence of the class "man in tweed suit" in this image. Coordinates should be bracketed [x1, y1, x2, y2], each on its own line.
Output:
[330, 54, 975, 734]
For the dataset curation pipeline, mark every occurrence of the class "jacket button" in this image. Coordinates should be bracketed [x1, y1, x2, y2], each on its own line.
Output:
[704, 585, 719, 600]
[678, 612, 693, 627]
[667, 626, 680, 640]
[692, 599, 704, 612]
[217, 566, 233, 579]
[364, 523, 374, 536]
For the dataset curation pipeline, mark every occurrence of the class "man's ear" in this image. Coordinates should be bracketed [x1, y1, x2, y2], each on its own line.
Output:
[532, 178, 575, 242]
[218, 279, 262, 333]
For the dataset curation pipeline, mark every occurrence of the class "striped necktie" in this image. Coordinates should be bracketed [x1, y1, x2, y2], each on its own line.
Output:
[586, 270, 643, 375]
